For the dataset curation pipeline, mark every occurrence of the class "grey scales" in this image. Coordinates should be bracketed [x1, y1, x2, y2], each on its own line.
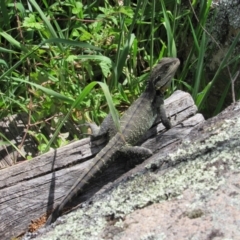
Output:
[45, 57, 180, 225]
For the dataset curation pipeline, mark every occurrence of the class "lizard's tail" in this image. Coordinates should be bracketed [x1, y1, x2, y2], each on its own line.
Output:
[45, 132, 125, 225]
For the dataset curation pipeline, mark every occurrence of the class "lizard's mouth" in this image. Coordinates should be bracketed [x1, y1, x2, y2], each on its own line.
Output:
[156, 89, 163, 96]
[156, 85, 168, 94]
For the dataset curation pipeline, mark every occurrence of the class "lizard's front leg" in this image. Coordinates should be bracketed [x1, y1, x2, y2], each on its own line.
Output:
[155, 92, 172, 129]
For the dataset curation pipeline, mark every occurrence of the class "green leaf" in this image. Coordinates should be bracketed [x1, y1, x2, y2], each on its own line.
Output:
[0, 132, 25, 158]
[72, 2, 83, 14]
[0, 31, 21, 48]
[79, 28, 93, 41]
[11, 77, 74, 103]
[66, 55, 77, 62]
[23, 14, 44, 30]
[161, 0, 177, 57]
[99, 62, 111, 78]
[44, 82, 119, 152]
[0, 59, 8, 68]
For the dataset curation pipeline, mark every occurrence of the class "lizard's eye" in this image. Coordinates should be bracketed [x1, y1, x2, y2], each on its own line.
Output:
[161, 65, 170, 73]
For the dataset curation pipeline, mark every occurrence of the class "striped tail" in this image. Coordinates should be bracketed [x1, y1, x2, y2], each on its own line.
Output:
[45, 132, 125, 225]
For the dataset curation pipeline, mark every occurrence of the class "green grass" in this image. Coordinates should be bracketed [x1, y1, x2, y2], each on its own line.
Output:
[0, 0, 240, 158]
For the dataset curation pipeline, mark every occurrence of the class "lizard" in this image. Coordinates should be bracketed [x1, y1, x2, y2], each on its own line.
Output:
[45, 57, 180, 225]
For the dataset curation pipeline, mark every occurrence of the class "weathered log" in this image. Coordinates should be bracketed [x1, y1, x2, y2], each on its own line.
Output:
[0, 90, 202, 239]
[0, 113, 82, 169]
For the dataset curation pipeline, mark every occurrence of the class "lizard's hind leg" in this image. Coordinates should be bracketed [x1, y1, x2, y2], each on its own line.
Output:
[119, 145, 153, 168]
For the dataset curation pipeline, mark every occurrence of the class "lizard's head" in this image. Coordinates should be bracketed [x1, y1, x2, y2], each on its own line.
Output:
[150, 57, 180, 93]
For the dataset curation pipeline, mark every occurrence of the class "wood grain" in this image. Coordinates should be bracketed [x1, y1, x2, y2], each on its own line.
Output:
[0, 90, 203, 239]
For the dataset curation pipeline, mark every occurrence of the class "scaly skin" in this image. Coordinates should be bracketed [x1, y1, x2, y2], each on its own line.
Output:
[45, 57, 180, 225]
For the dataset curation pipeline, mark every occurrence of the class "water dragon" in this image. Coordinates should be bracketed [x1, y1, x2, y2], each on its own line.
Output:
[45, 57, 180, 225]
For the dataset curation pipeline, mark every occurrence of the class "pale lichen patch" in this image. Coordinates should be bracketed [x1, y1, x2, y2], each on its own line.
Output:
[32, 116, 240, 240]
